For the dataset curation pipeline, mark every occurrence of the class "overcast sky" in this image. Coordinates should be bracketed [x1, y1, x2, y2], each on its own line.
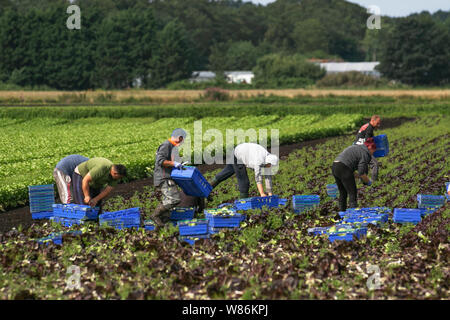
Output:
[248, 0, 450, 17]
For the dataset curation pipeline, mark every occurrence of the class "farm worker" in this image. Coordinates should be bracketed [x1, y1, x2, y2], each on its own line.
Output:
[354, 115, 381, 181]
[447, 183, 450, 196]
[209, 142, 279, 199]
[332, 138, 377, 211]
[53, 154, 89, 204]
[72, 157, 127, 208]
[151, 128, 187, 227]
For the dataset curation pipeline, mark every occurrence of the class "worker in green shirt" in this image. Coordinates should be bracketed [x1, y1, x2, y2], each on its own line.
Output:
[72, 157, 127, 207]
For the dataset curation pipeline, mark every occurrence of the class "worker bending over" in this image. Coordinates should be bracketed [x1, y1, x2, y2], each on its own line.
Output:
[209, 142, 279, 199]
[72, 157, 127, 208]
[332, 138, 376, 211]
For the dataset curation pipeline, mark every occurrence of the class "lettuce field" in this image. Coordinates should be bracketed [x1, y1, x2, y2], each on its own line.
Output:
[0, 96, 449, 300]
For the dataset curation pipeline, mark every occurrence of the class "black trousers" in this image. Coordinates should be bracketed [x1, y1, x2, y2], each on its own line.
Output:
[332, 161, 357, 211]
[213, 156, 250, 198]
[72, 172, 103, 210]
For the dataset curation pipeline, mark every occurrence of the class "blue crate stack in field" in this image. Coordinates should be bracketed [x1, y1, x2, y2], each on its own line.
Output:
[178, 219, 210, 244]
[170, 207, 195, 225]
[326, 184, 339, 199]
[204, 207, 245, 234]
[339, 207, 391, 227]
[292, 195, 320, 214]
[417, 194, 445, 213]
[234, 195, 280, 210]
[28, 184, 55, 219]
[373, 134, 389, 158]
[51, 204, 100, 227]
[393, 208, 422, 224]
[143, 220, 155, 231]
[99, 207, 140, 230]
[327, 224, 368, 242]
[171, 166, 212, 197]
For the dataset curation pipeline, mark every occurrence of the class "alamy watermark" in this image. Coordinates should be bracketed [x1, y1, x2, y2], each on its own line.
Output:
[366, 264, 381, 290]
[66, 5, 81, 30]
[172, 120, 280, 175]
[367, 5, 381, 30]
[66, 265, 81, 290]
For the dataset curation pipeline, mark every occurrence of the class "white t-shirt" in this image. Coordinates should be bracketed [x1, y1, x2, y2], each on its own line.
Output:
[234, 143, 274, 190]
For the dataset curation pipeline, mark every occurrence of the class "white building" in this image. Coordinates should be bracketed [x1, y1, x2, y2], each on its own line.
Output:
[190, 71, 255, 84]
[318, 62, 381, 78]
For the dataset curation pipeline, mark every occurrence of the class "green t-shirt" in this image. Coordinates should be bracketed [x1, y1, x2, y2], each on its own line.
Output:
[77, 157, 118, 190]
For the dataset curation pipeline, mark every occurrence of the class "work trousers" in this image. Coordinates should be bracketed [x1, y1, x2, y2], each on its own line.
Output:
[332, 161, 358, 211]
[213, 156, 250, 198]
[72, 172, 102, 208]
[53, 168, 73, 204]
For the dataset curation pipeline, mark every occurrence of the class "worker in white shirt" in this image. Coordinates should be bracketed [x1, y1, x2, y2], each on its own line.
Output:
[208, 143, 279, 199]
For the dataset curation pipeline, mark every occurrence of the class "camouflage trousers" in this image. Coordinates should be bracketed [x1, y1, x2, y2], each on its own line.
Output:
[159, 179, 181, 209]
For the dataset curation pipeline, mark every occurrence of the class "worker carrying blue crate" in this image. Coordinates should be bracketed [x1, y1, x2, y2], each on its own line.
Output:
[208, 142, 279, 200]
[332, 138, 376, 211]
[353, 115, 382, 182]
[53, 154, 89, 204]
[151, 128, 201, 228]
[71, 157, 127, 211]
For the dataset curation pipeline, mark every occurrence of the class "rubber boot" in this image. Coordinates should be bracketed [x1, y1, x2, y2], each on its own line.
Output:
[150, 204, 166, 228]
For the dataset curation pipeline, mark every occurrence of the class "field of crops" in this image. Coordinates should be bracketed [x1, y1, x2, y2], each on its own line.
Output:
[0, 109, 448, 299]
[0, 111, 362, 211]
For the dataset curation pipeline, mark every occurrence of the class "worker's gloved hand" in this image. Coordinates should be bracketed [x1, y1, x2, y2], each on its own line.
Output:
[173, 161, 183, 169]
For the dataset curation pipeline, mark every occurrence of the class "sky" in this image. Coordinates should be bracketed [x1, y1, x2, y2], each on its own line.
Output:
[248, 0, 450, 17]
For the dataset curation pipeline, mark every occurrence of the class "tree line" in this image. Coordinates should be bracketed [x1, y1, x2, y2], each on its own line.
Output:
[0, 0, 449, 90]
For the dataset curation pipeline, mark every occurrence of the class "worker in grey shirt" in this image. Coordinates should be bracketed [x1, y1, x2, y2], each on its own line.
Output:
[332, 138, 376, 211]
[151, 128, 187, 227]
[209, 143, 279, 199]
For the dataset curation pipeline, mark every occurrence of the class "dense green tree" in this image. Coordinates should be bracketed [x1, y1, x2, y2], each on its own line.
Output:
[94, 9, 158, 89]
[253, 53, 325, 88]
[377, 15, 450, 85]
[147, 20, 195, 88]
[292, 18, 328, 54]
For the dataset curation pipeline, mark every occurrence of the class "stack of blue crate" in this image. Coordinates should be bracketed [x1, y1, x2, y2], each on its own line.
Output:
[178, 219, 210, 245]
[171, 166, 212, 197]
[204, 207, 245, 234]
[28, 184, 55, 219]
[99, 207, 141, 230]
[393, 208, 422, 225]
[417, 194, 445, 215]
[292, 195, 320, 214]
[234, 195, 280, 210]
[170, 207, 195, 226]
[327, 224, 368, 242]
[51, 204, 100, 227]
[338, 207, 391, 227]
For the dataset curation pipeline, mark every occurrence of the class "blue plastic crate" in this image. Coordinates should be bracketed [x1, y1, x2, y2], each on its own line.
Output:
[205, 212, 243, 228]
[99, 208, 140, 226]
[179, 234, 210, 245]
[393, 208, 422, 224]
[208, 226, 241, 234]
[292, 195, 320, 214]
[52, 204, 99, 220]
[307, 227, 330, 235]
[326, 184, 339, 198]
[171, 166, 212, 198]
[328, 225, 367, 242]
[417, 194, 445, 207]
[339, 207, 392, 218]
[234, 195, 279, 210]
[143, 220, 156, 231]
[28, 184, 55, 213]
[343, 213, 389, 226]
[178, 219, 209, 236]
[170, 207, 195, 221]
[373, 134, 389, 158]
[50, 216, 85, 227]
[36, 231, 82, 246]
[31, 211, 54, 220]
